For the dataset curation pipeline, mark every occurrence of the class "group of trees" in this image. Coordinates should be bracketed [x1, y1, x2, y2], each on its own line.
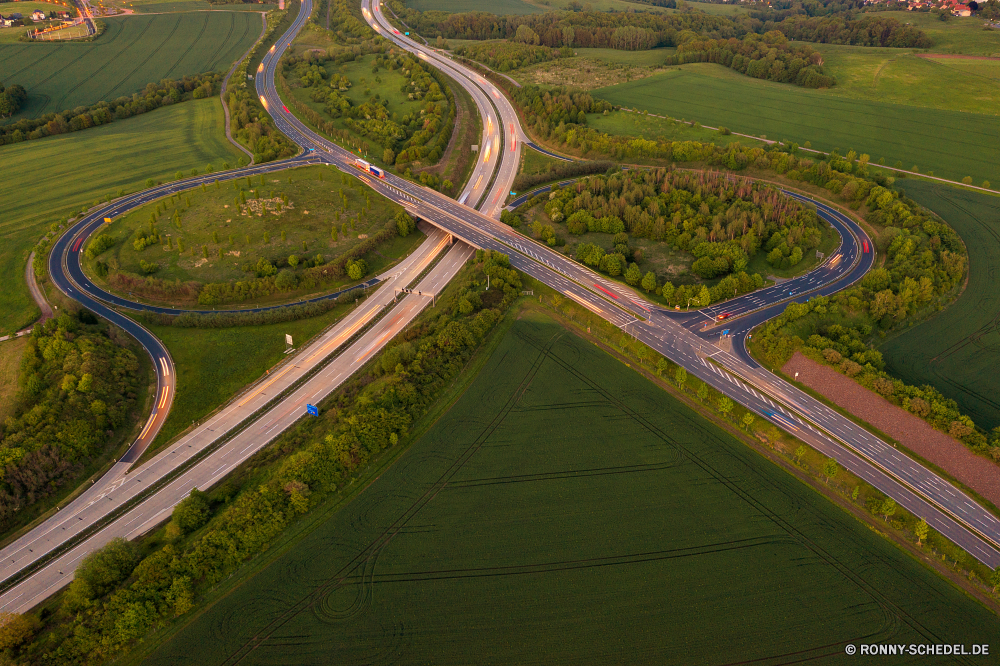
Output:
[6, 254, 523, 664]
[666, 30, 835, 88]
[0, 82, 27, 119]
[384, 0, 932, 51]
[281, 46, 455, 168]
[0, 73, 221, 146]
[0, 314, 144, 531]
[510, 85, 612, 145]
[453, 40, 565, 73]
[226, 87, 297, 164]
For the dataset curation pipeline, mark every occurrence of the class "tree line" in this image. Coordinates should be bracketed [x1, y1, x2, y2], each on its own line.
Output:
[3, 253, 525, 663]
[384, 0, 931, 50]
[665, 30, 836, 89]
[0, 73, 222, 146]
[0, 313, 146, 534]
[510, 86, 612, 147]
[453, 40, 566, 73]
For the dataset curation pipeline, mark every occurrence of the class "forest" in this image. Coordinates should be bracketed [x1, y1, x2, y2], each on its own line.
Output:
[225, 88, 297, 165]
[0, 314, 146, 532]
[665, 31, 836, 88]
[2, 252, 523, 664]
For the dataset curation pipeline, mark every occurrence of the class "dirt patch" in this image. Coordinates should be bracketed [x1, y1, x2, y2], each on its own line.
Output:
[521, 59, 667, 90]
[783, 351, 1000, 508]
[916, 54, 1000, 61]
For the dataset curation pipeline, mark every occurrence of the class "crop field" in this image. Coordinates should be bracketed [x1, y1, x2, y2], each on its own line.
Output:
[593, 65, 1000, 186]
[0, 11, 261, 119]
[0, 99, 243, 335]
[586, 107, 764, 146]
[123, 0, 275, 13]
[145, 314, 999, 665]
[87, 164, 419, 299]
[881, 181, 1000, 432]
[810, 44, 1000, 116]
[146, 302, 352, 454]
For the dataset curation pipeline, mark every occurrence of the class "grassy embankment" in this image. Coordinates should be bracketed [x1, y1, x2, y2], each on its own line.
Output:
[0, 98, 244, 335]
[0, 12, 261, 118]
[145, 302, 353, 454]
[143, 311, 1000, 664]
[881, 181, 1000, 432]
[0, 338, 28, 423]
[85, 164, 423, 307]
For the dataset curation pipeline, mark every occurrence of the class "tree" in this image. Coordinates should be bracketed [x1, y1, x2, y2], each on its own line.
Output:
[514, 24, 540, 45]
[383, 148, 395, 165]
[624, 262, 642, 286]
[914, 518, 928, 546]
[718, 395, 733, 418]
[395, 211, 415, 237]
[696, 382, 708, 402]
[674, 366, 687, 388]
[641, 271, 657, 293]
[656, 358, 669, 377]
[67, 537, 138, 606]
[0, 613, 38, 651]
[794, 445, 807, 463]
[696, 285, 711, 307]
[741, 412, 754, 431]
[991, 567, 1000, 594]
[962, 176, 973, 185]
[881, 497, 897, 521]
[170, 489, 211, 535]
[822, 457, 838, 483]
[288, 254, 299, 267]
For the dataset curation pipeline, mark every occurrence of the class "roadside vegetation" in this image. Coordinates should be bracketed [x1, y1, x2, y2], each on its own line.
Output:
[82, 165, 423, 308]
[508, 168, 837, 305]
[0, 312, 151, 540]
[5, 251, 522, 664]
[0, 99, 244, 335]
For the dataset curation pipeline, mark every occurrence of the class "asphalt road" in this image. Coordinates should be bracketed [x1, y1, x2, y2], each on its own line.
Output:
[9, 0, 1000, 617]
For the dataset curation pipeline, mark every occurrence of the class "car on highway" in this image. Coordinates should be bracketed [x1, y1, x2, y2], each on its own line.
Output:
[716, 313, 732, 321]
[862, 240, 870, 253]
[282, 105, 290, 113]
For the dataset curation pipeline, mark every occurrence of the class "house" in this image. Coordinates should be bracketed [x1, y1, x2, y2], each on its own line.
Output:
[56, 11, 70, 18]
[31, 9, 46, 20]
[0, 15, 12, 28]
[953, 3, 972, 13]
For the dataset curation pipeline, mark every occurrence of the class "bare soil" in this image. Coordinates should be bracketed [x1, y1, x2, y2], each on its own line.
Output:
[916, 53, 1000, 61]
[783, 351, 1000, 508]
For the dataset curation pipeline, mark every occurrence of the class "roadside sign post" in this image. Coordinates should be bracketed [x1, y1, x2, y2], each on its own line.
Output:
[285, 334, 293, 347]
[306, 404, 319, 417]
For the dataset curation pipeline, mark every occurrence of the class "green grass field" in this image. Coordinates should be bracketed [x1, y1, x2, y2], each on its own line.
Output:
[0, 337, 27, 423]
[587, 107, 765, 145]
[123, 0, 275, 13]
[86, 164, 418, 304]
[144, 313, 1000, 664]
[593, 65, 1000, 186]
[808, 43, 1000, 116]
[0, 11, 261, 118]
[146, 303, 352, 453]
[0, 98, 243, 334]
[883, 11, 1000, 56]
[881, 181, 1000, 432]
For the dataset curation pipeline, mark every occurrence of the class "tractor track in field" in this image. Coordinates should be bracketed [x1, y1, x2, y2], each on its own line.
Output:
[161, 12, 210, 80]
[101, 14, 181, 102]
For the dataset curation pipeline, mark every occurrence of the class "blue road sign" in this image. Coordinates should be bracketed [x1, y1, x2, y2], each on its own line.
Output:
[723, 329, 729, 335]
[404, 31, 409, 35]
[306, 404, 319, 417]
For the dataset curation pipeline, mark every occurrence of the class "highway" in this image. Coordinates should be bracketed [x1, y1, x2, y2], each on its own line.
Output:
[6, 0, 1000, 617]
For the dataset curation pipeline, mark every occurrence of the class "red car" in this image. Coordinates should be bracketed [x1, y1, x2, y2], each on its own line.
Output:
[717, 313, 731, 321]
[282, 105, 290, 113]
[862, 240, 870, 253]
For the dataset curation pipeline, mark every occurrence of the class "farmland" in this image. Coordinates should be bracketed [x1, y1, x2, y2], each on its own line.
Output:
[403, 0, 544, 13]
[593, 65, 1000, 186]
[880, 181, 1000, 432]
[85, 164, 422, 307]
[122, 0, 275, 12]
[0, 98, 243, 335]
[0, 11, 261, 119]
[143, 314, 1000, 664]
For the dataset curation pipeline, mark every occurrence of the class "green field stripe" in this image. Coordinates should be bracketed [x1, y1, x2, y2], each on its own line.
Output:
[101, 14, 182, 102]
[49, 16, 157, 112]
[1, 43, 63, 83]
[161, 12, 210, 80]
[202, 10, 237, 72]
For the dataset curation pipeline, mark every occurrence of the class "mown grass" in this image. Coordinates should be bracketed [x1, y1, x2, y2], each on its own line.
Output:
[88, 164, 413, 294]
[0, 99, 243, 334]
[593, 65, 1000, 185]
[587, 107, 765, 146]
[881, 180, 1000, 432]
[0, 11, 261, 118]
[143, 313, 1000, 665]
[882, 10, 1000, 56]
[146, 302, 354, 454]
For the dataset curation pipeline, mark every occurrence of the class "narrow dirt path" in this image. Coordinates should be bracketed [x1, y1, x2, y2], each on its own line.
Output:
[221, 11, 266, 165]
